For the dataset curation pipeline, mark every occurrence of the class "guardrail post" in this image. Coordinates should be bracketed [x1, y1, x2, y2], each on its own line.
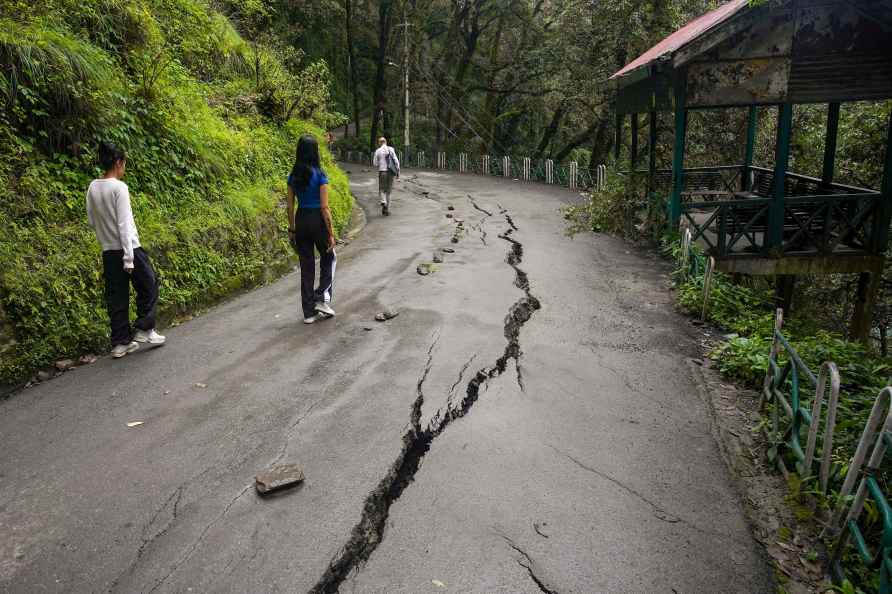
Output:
[545, 160, 554, 184]
[829, 387, 892, 587]
[569, 161, 578, 191]
[459, 153, 467, 173]
[701, 256, 715, 322]
[522, 157, 531, 181]
[503, 156, 511, 178]
[483, 155, 490, 176]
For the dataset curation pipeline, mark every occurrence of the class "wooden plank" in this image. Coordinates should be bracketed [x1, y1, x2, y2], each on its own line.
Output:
[716, 254, 884, 275]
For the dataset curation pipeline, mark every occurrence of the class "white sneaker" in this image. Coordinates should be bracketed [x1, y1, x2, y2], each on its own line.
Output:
[304, 313, 324, 324]
[134, 329, 166, 345]
[315, 302, 336, 316]
[111, 341, 140, 358]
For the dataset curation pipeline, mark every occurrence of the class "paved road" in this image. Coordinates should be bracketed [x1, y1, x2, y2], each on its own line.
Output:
[0, 168, 771, 593]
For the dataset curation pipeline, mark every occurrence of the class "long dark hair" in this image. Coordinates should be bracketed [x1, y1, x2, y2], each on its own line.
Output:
[290, 135, 324, 191]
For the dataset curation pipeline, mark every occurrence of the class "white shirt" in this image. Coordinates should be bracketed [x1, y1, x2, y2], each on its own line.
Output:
[86, 178, 141, 268]
[373, 145, 400, 173]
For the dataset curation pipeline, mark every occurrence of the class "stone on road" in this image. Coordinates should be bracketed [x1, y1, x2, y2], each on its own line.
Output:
[0, 168, 771, 593]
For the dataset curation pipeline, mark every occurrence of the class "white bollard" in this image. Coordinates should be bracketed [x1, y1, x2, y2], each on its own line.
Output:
[503, 156, 511, 178]
[523, 157, 531, 181]
[483, 155, 490, 176]
[459, 153, 467, 173]
[545, 159, 554, 184]
[569, 161, 578, 191]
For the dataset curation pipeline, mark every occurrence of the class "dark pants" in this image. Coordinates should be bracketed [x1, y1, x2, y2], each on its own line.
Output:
[102, 247, 159, 346]
[293, 209, 336, 318]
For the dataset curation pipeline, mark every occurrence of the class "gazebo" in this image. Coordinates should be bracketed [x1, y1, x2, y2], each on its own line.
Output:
[609, 0, 892, 338]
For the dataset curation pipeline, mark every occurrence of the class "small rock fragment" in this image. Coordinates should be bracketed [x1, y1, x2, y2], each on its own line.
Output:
[255, 463, 305, 495]
[126, 421, 144, 428]
[446, 213, 453, 219]
[194, 382, 208, 389]
[451, 236, 459, 244]
[362, 326, 374, 331]
[36, 370, 53, 382]
[417, 263, 432, 276]
[375, 309, 399, 322]
[447, 205, 455, 211]
[433, 254, 444, 264]
[55, 359, 75, 372]
[454, 218, 464, 224]
[442, 247, 455, 253]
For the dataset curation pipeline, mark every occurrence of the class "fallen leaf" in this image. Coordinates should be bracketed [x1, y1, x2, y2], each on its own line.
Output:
[194, 383, 208, 388]
[126, 421, 144, 428]
[431, 580, 446, 588]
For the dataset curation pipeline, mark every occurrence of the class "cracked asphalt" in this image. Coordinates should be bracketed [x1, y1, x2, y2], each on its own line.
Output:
[0, 167, 772, 593]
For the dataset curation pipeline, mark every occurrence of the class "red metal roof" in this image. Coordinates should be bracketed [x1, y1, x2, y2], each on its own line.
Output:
[610, 0, 750, 80]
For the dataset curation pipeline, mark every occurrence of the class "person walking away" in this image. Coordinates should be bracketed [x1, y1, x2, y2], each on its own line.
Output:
[373, 137, 400, 216]
[287, 135, 338, 324]
[86, 142, 165, 359]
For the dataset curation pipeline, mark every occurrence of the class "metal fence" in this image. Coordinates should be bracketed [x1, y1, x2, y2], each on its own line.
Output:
[334, 148, 607, 193]
[676, 232, 892, 592]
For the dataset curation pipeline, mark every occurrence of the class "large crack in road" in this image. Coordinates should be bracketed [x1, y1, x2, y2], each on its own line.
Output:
[308, 209, 541, 593]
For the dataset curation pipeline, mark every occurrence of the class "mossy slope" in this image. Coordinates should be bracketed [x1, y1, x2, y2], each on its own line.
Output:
[0, 0, 352, 383]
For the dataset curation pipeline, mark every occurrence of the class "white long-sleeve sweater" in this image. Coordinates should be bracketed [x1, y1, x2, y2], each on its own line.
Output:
[373, 145, 400, 173]
[86, 178, 141, 268]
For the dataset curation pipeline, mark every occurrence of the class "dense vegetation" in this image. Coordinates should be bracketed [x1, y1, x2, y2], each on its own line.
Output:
[0, 0, 352, 384]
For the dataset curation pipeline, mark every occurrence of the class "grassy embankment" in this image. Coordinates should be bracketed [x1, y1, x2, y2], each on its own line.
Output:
[0, 0, 352, 384]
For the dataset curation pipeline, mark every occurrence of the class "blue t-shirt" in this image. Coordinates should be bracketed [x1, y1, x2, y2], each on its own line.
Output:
[288, 167, 329, 208]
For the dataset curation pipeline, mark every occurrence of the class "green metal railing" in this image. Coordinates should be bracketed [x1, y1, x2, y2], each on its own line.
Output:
[830, 387, 892, 593]
[762, 309, 841, 491]
[333, 148, 606, 193]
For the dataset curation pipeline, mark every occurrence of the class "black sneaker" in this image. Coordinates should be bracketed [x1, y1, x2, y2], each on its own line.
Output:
[384, 205, 390, 216]
[381, 203, 386, 216]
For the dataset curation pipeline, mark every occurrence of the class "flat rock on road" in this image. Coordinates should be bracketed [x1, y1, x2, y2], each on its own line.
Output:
[0, 167, 771, 593]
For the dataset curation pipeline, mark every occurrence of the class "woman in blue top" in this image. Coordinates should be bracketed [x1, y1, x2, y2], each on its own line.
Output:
[287, 135, 337, 323]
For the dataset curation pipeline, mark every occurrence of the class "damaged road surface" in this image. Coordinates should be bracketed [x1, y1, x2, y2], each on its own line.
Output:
[0, 169, 772, 593]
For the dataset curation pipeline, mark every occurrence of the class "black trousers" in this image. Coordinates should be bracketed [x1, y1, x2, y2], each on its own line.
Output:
[293, 209, 336, 318]
[102, 247, 159, 346]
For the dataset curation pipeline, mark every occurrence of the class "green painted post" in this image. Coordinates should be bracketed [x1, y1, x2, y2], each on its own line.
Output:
[669, 80, 687, 230]
[614, 112, 621, 162]
[769, 103, 793, 251]
[630, 113, 639, 170]
[871, 109, 892, 253]
[648, 110, 657, 197]
[743, 106, 758, 191]
[822, 103, 841, 187]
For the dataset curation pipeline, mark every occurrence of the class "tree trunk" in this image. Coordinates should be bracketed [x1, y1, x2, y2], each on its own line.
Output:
[588, 116, 612, 172]
[534, 103, 565, 160]
[369, 0, 393, 152]
[344, 0, 361, 138]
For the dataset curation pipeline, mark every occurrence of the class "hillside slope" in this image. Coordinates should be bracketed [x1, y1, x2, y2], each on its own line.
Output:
[0, 0, 352, 384]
